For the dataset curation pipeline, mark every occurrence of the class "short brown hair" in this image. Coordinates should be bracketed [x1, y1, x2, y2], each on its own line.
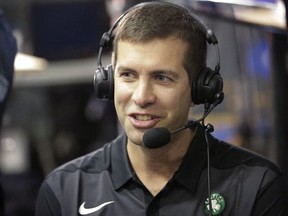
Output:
[113, 2, 207, 84]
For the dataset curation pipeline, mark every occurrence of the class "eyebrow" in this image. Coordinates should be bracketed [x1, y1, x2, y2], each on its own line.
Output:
[116, 66, 180, 79]
[116, 66, 135, 73]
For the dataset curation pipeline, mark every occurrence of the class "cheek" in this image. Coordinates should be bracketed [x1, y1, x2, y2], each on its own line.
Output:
[114, 81, 132, 113]
[171, 88, 192, 114]
[114, 83, 124, 108]
[162, 95, 186, 112]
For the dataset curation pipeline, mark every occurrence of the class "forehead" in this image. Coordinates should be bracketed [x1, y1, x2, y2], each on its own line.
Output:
[116, 37, 188, 67]
[114, 38, 189, 80]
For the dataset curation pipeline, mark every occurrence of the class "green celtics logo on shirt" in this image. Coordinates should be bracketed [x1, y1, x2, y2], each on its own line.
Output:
[203, 193, 225, 215]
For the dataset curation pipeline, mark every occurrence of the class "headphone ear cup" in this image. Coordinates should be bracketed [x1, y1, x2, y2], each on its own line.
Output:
[94, 64, 114, 100]
[192, 67, 223, 105]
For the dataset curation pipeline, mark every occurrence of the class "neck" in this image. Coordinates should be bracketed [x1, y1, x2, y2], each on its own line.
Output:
[127, 128, 194, 196]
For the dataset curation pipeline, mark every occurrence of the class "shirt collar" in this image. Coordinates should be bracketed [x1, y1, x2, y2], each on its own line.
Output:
[174, 124, 207, 193]
[111, 133, 134, 190]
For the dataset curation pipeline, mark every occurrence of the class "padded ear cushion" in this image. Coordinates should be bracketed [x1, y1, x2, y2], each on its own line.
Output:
[192, 67, 223, 105]
[94, 64, 114, 100]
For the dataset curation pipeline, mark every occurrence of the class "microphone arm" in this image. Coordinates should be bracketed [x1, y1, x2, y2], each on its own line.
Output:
[143, 93, 223, 149]
[170, 98, 220, 135]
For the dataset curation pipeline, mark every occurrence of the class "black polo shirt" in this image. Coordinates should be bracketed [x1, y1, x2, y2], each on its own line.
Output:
[36, 125, 285, 216]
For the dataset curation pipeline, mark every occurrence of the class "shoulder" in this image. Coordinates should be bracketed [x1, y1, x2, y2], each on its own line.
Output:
[52, 143, 111, 176]
[209, 136, 283, 193]
[45, 133, 125, 186]
[211, 137, 281, 174]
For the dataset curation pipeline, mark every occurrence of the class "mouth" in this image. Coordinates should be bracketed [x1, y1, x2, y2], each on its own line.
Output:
[131, 114, 155, 121]
[128, 113, 161, 128]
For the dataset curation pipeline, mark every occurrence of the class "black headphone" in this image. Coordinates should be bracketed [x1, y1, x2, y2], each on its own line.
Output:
[94, 1, 224, 106]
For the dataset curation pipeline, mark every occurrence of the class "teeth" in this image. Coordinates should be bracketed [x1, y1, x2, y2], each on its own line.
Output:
[134, 115, 153, 121]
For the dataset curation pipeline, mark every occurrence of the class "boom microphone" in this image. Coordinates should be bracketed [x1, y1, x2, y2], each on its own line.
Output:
[143, 127, 171, 149]
[143, 93, 223, 149]
[143, 121, 198, 149]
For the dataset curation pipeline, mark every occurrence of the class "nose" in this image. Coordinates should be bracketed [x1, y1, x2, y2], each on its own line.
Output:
[132, 79, 156, 107]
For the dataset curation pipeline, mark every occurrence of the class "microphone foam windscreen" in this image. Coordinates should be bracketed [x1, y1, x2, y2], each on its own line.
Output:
[143, 127, 171, 149]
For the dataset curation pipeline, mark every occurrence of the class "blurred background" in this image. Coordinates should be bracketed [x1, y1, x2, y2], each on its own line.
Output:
[0, 0, 287, 215]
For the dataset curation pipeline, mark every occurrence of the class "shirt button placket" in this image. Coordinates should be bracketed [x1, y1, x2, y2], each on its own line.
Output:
[147, 207, 158, 216]
[147, 203, 159, 216]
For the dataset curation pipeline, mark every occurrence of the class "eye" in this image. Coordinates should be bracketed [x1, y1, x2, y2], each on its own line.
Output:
[121, 72, 131, 78]
[154, 74, 173, 83]
[119, 71, 137, 81]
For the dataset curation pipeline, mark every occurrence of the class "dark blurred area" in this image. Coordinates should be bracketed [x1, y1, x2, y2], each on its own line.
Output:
[0, 6, 17, 216]
[0, 0, 287, 215]
[30, 1, 109, 61]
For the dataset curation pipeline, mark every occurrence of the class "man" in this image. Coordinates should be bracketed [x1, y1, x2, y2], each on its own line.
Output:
[36, 2, 285, 215]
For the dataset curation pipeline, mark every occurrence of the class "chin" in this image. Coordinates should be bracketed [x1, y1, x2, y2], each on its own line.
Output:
[126, 130, 145, 146]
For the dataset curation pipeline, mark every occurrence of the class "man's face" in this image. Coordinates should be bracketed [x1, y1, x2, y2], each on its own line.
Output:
[114, 37, 192, 147]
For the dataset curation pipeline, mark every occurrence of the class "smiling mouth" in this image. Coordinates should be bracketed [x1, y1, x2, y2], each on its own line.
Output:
[132, 114, 154, 121]
[128, 114, 162, 129]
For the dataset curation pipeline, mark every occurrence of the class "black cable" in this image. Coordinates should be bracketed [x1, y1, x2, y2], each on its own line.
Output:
[202, 105, 214, 216]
